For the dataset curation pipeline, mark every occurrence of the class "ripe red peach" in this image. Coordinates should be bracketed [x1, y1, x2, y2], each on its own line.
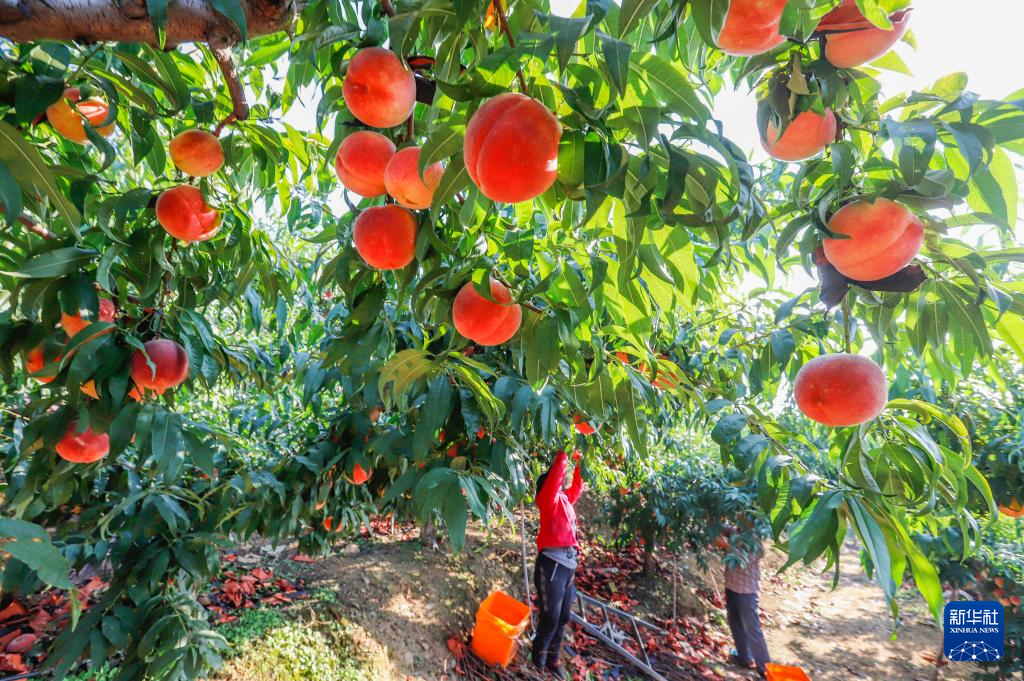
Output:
[999, 499, 1024, 518]
[822, 198, 924, 281]
[715, 0, 788, 56]
[352, 205, 418, 270]
[24, 345, 58, 384]
[169, 129, 225, 177]
[794, 353, 888, 427]
[464, 93, 561, 203]
[130, 338, 190, 395]
[346, 464, 371, 485]
[342, 47, 416, 128]
[61, 298, 116, 339]
[574, 414, 597, 435]
[451, 279, 523, 346]
[818, 0, 911, 69]
[334, 131, 396, 197]
[383, 147, 444, 210]
[155, 185, 221, 242]
[761, 109, 838, 162]
[46, 88, 115, 144]
[56, 421, 110, 464]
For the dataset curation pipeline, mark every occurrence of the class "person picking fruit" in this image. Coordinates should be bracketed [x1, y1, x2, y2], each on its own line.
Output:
[531, 449, 584, 679]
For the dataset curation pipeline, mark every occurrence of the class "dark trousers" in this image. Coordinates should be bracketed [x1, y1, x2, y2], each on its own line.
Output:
[725, 589, 770, 672]
[531, 553, 576, 667]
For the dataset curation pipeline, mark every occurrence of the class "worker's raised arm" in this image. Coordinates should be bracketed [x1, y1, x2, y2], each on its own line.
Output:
[535, 450, 567, 509]
[566, 452, 583, 504]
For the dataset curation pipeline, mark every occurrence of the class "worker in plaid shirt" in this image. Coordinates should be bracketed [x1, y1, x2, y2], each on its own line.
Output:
[719, 529, 771, 678]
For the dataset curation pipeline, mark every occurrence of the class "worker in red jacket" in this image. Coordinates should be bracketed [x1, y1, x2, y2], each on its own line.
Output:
[531, 449, 584, 679]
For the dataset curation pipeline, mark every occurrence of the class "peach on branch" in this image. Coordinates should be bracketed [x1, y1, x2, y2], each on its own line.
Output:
[352, 205, 418, 270]
[822, 198, 924, 281]
[130, 338, 190, 395]
[715, 0, 788, 56]
[761, 109, 838, 162]
[818, 0, 911, 69]
[346, 464, 371, 485]
[383, 147, 444, 210]
[334, 131, 396, 197]
[56, 421, 110, 464]
[155, 185, 221, 242]
[451, 279, 523, 346]
[793, 353, 888, 427]
[999, 499, 1024, 518]
[61, 298, 116, 339]
[169, 129, 225, 177]
[464, 93, 561, 203]
[24, 345, 58, 383]
[342, 47, 416, 128]
[574, 414, 597, 435]
[46, 88, 115, 144]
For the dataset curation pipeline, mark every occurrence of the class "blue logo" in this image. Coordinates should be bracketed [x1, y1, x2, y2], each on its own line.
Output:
[943, 601, 1004, 662]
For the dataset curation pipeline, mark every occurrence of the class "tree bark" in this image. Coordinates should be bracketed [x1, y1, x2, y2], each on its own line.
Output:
[0, 0, 294, 47]
[642, 540, 657, 578]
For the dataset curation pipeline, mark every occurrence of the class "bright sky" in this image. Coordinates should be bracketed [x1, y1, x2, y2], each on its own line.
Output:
[548, 0, 1024, 162]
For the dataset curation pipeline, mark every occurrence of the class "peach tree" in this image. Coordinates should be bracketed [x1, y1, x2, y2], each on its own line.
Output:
[0, 0, 1022, 677]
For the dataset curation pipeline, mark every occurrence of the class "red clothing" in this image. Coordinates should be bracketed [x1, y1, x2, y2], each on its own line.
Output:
[535, 450, 583, 550]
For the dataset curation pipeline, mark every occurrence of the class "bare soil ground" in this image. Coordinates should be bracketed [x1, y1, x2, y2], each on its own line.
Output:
[756, 542, 967, 681]
[214, 510, 965, 681]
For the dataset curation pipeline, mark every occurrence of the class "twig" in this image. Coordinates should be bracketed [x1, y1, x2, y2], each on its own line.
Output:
[381, 0, 397, 18]
[519, 500, 533, 631]
[1, 206, 55, 240]
[211, 46, 249, 135]
[841, 295, 852, 353]
[491, 0, 528, 93]
[492, 271, 544, 314]
[404, 113, 415, 143]
[155, 242, 178, 336]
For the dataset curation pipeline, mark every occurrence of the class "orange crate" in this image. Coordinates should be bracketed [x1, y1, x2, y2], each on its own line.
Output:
[470, 591, 531, 667]
[765, 663, 811, 681]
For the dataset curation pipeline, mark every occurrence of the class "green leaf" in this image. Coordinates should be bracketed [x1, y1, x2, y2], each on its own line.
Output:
[711, 412, 747, 446]
[443, 488, 468, 552]
[6, 247, 98, 279]
[631, 53, 709, 122]
[412, 373, 453, 458]
[598, 32, 631, 98]
[617, 0, 658, 37]
[209, 0, 248, 42]
[0, 518, 73, 589]
[431, 153, 470, 212]
[0, 120, 82, 227]
[0, 158, 23, 224]
[419, 123, 464, 174]
[147, 0, 168, 43]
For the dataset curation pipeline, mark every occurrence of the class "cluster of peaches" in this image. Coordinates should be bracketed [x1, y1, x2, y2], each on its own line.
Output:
[717, 0, 921, 429]
[46, 88, 225, 243]
[26, 95, 230, 463]
[25, 308, 190, 465]
[335, 46, 561, 348]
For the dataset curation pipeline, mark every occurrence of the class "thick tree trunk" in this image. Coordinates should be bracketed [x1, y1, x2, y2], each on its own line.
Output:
[642, 540, 657, 578]
[420, 515, 438, 550]
[0, 0, 294, 47]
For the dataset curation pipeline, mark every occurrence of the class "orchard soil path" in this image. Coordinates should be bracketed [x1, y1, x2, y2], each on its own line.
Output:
[750, 542, 969, 681]
[224, 517, 968, 681]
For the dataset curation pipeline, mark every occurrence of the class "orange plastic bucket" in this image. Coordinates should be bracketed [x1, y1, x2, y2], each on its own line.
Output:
[765, 663, 811, 681]
[470, 591, 531, 667]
